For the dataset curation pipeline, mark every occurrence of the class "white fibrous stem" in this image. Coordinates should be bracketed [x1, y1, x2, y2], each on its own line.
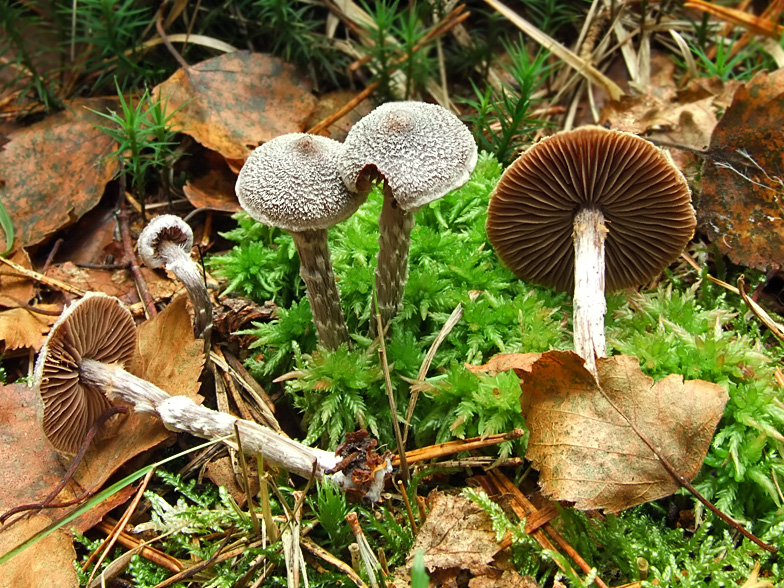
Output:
[372, 192, 415, 337]
[78, 359, 340, 478]
[572, 207, 607, 379]
[159, 241, 213, 346]
[290, 229, 350, 350]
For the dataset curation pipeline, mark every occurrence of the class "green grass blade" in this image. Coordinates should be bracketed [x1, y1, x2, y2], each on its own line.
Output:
[0, 196, 14, 254]
[0, 435, 230, 566]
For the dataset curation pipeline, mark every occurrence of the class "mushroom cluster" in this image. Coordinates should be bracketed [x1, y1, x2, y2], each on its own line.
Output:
[234, 101, 477, 346]
[486, 126, 695, 376]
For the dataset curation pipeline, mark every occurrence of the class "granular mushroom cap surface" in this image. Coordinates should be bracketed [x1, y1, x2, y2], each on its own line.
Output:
[236, 133, 361, 232]
[34, 293, 137, 453]
[338, 101, 478, 210]
[486, 126, 696, 293]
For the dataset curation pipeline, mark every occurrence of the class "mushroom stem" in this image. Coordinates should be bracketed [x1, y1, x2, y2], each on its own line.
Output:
[289, 229, 350, 350]
[78, 358, 341, 478]
[572, 207, 608, 378]
[158, 241, 213, 345]
[371, 192, 415, 337]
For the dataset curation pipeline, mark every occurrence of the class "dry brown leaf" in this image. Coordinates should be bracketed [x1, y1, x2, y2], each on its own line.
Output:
[518, 351, 728, 512]
[0, 308, 52, 351]
[131, 293, 205, 398]
[0, 514, 78, 588]
[601, 54, 738, 154]
[466, 352, 542, 377]
[0, 250, 34, 307]
[0, 382, 144, 530]
[182, 149, 241, 212]
[698, 68, 784, 269]
[304, 90, 375, 142]
[46, 263, 178, 307]
[390, 491, 504, 588]
[0, 99, 119, 253]
[153, 52, 317, 161]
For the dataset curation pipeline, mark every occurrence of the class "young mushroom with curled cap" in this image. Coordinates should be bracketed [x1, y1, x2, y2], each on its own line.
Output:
[486, 126, 695, 377]
[34, 294, 391, 499]
[338, 101, 478, 335]
[138, 214, 212, 347]
[236, 133, 367, 350]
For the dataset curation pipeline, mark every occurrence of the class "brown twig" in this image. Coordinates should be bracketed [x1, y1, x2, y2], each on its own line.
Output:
[488, 470, 610, 588]
[156, 5, 190, 71]
[394, 429, 525, 466]
[118, 199, 158, 319]
[0, 255, 86, 297]
[93, 519, 184, 573]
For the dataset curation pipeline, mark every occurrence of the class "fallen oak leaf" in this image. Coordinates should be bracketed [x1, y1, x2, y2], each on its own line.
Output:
[517, 350, 728, 513]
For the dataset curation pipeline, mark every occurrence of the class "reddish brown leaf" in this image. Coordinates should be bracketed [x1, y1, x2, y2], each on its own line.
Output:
[153, 52, 317, 161]
[0, 250, 34, 307]
[698, 68, 784, 269]
[0, 514, 78, 588]
[304, 90, 375, 142]
[391, 491, 505, 588]
[182, 149, 241, 212]
[518, 351, 728, 512]
[0, 383, 151, 530]
[45, 262, 178, 307]
[0, 307, 53, 351]
[0, 99, 119, 252]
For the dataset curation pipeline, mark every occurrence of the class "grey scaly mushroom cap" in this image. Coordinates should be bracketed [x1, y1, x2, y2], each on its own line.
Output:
[236, 133, 363, 231]
[338, 101, 478, 209]
[33, 293, 137, 454]
[138, 214, 193, 269]
[486, 126, 696, 293]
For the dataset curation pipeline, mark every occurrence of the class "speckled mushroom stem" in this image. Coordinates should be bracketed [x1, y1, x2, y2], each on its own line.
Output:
[289, 229, 350, 350]
[158, 241, 213, 346]
[78, 358, 341, 478]
[371, 192, 416, 338]
[572, 207, 608, 378]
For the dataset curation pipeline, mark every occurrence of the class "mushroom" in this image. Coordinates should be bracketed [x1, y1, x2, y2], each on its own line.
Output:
[338, 101, 478, 334]
[236, 133, 367, 350]
[34, 292, 137, 453]
[486, 126, 695, 377]
[138, 214, 212, 346]
[35, 294, 391, 498]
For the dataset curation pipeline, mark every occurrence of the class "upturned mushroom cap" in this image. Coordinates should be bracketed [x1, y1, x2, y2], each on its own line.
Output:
[236, 133, 363, 232]
[486, 126, 696, 293]
[138, 214, 194, 269]
[33, 293, 136, 453]
[338, 101, 478, 210]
